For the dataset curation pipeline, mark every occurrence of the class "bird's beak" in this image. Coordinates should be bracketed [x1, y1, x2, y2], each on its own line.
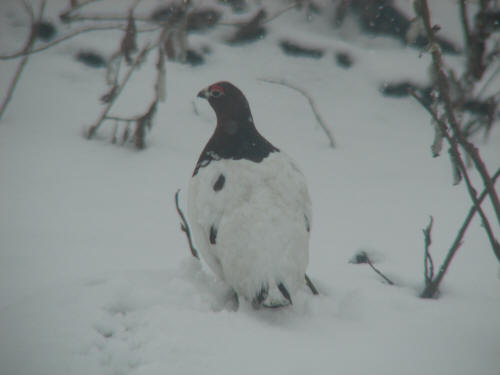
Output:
[197, 87, 210, 99]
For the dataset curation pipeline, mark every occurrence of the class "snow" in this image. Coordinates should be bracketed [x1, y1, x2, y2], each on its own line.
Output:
[1, 0, 500, 374]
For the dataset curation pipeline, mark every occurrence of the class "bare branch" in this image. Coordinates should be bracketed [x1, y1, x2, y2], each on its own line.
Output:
[365, 254, 395, 286]
[259, 78, 335, 148]
[459, 0, 472, 55]
[87, 43, 152, 139]
[262, 1, 300, 24]
[410, 88, 500, 261]
[477, 62, 500, 99]
[422, 216, 434, 288]
[59, 0, 102, 22]
[420, 168, 500, 298]
[61, 13, 155, 23]
[351, 251, 395, 286]
[1, 24, 128, 60]
[416, 0, 500, 225]
[0, 56, 30, 121]
[174, 189, 199, 260]
[134, 100, 157, 150]
[0, 0, 46, 120]
[154, 43, 166, 102]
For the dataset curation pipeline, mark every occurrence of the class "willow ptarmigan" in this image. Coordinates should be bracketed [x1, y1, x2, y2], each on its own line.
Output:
[188, 81, 312, 308]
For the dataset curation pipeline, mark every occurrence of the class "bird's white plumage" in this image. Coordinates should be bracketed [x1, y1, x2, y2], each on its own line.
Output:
[188, 151, 311, 306]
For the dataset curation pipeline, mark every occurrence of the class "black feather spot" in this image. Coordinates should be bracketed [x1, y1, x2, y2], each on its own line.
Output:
[304, 214, 310, 233]
[213, 174, 225, 192]
[209, 225, 217, 244]
[278, 283, 292, 305]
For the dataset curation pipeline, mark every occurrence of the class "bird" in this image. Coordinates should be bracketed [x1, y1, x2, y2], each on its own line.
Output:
[188, 81, 312, 309]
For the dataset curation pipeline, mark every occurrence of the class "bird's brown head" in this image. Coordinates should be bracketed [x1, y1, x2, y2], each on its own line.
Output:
[197, 81, 253, 129]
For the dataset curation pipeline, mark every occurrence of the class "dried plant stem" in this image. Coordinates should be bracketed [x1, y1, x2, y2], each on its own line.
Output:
[0, 24, 160, 61]
[420, 168, 500, 298]
[410, 0, 500, 295]
[0, 0, 46, 121]
[362, 252, 395, 286]
[459, 0, 472, 58]
[416, 0, 500, 227]
[87, 44, 150, 139]
[477, 63, 500, 99]
[259, 78, 335, 148]
[263, 1, 300, 24]
[0, 56, 30, 121]
[174, 189, 199, 260]
[410, 89, 500, 261]
[59, 0, 102, 21]
[60, 13, 154, 23]
[423, 216, 434, 288]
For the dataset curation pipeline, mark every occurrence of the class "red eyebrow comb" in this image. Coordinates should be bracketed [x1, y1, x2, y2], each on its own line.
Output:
[210, 84, 225, 93]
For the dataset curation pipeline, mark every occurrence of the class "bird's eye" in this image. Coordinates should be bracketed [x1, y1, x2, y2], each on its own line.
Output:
[209, 84, 224, 98]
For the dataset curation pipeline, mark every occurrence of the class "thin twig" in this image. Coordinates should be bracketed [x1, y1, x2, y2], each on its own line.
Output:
[416, 0, 500, 226]
[0, 24, 160, 60]
[459, 0, 472, 57]
[259, 78, 335, 148]
[59, 0, 102, 22]
[0, 0, 46, 120]
[263, 1, 300, 24]
[410, 88, 500, 262]
[422, 216, 435, 287]
[104, 115, 138, 122]
[174, 189, 199, 260]
[420, 168, 500, 298]
[61, 14, 153, 23]
[477, 62, 500, 99]
[352, 251, 395, 286]
[87, 43, 151, 139]
[365, 256, 395, 286]
[0, 56, 30, 121]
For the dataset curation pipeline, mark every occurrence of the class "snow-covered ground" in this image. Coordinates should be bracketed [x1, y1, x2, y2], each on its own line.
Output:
[1, 0, 499, 374]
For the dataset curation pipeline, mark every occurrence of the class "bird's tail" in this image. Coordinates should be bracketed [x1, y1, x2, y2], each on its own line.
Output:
[252, 282, 292, 309]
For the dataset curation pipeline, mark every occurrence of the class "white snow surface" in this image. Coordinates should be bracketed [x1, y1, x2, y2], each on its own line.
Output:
[188, 151, 311, 307]
[0, 0, 499, 374]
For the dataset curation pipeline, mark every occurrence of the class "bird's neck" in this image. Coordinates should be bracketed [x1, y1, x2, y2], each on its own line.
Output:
[193, 115, 279, 176]
[209, 114, 278, 158]
[215, 110, 255, 136]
